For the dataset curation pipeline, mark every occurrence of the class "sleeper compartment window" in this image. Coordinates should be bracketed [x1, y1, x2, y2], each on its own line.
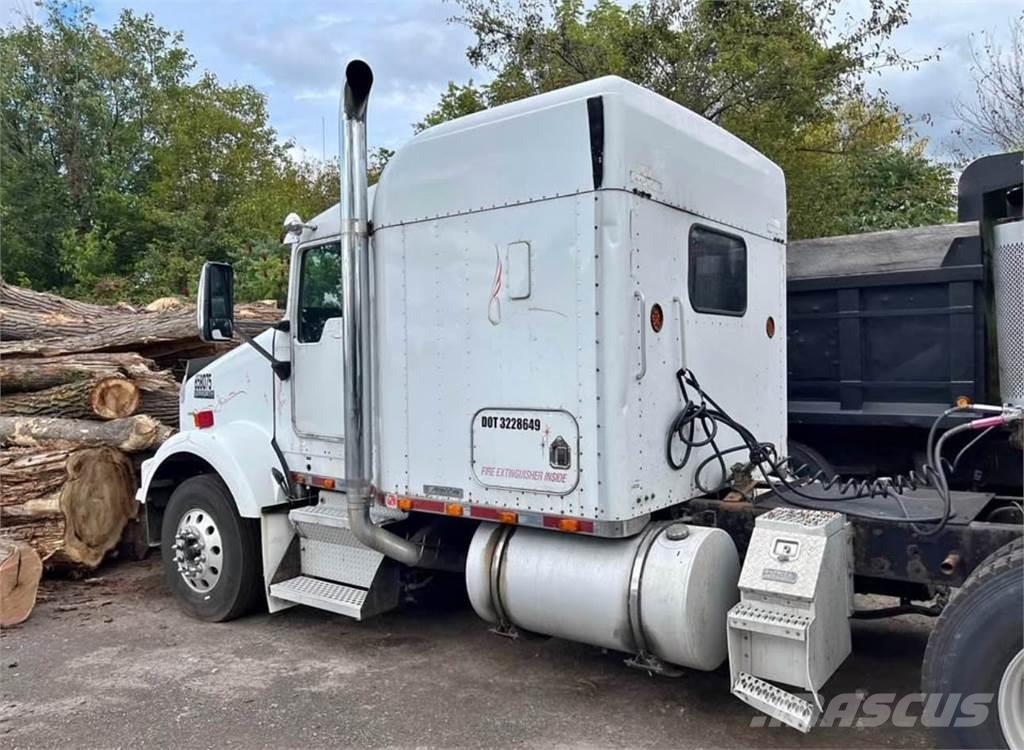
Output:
[688, 225, 747, 316]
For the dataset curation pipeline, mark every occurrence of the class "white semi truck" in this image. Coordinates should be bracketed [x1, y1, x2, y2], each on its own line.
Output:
[138, 61, 1024, 746]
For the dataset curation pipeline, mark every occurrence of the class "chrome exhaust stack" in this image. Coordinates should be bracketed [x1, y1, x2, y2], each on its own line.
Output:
[339, 59, 373, 498]
[339, 60, 422, 566]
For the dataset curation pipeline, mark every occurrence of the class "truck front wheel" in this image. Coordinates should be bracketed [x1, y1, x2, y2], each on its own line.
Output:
[160, 474, 263, 622]
[922, 538, 1023, 749]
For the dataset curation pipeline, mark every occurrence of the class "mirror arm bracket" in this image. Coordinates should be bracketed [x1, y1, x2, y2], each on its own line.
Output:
[238, 329, 291, 380]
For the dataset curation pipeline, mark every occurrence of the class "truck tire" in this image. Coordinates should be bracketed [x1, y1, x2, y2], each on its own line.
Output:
[922, 537, 1023, 749]
[787, 439, 837, 480]
[160, 474, 263, 622]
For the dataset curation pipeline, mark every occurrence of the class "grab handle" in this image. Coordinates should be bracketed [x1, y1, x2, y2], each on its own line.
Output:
[673, 296, 686, 370]
[635, 290, 647, 381]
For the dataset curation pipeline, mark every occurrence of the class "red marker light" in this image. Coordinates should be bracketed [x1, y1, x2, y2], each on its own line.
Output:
[193, 410, 215, 429]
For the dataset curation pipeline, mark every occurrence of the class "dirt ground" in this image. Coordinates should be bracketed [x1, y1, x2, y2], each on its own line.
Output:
[2, 556, 934, 749]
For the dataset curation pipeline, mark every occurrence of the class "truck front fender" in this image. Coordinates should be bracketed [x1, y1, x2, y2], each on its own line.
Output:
[137, 421, 284, 519]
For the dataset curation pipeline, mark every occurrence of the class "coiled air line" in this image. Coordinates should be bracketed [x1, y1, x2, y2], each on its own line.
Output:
[665, 368, 1023, 536]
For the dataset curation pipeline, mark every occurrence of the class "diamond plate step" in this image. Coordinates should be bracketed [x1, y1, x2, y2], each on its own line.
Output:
[732, 672, 817, 733]
[269, 575, 368, 620]
[288, 505, 384, 587]
[288, 502, 407, 530]
[728, 602, 812, 641]
[290, 504, 349, 530]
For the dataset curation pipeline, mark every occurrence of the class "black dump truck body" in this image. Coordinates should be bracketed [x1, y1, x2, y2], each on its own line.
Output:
[786, 152, 1023, 493]
[788, 221, 987, 426]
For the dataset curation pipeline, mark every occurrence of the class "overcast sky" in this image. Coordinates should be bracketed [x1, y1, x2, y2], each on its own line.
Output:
[3, 0, 1020, 161]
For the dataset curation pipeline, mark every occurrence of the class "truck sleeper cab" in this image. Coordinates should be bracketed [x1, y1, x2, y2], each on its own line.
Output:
[136, 62, 1024, 745]
[141, 65, 786, 665]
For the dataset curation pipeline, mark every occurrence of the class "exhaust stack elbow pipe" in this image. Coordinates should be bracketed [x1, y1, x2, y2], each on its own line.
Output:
[343, 59, 373, 120]
[338, 60, 423, 567]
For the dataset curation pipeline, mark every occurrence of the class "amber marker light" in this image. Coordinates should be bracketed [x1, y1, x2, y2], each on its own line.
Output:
[650, 303, 664, 333]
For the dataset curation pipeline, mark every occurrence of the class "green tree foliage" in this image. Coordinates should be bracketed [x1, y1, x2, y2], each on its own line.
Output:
[368, 146, 394, 185]
[1, 2, 336, 302]
[414, 82, 488, 132]
[421, 0, 955, 238]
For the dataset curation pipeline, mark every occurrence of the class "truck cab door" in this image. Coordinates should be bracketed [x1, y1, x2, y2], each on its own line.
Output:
[290, 240, 345, 441]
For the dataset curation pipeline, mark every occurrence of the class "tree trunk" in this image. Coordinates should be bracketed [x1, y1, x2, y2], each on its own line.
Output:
[0, 352, 160, 394]
[0, 415, 172, 452]
[0, 446, 137, 569]
[0, 310, 210, 359]
[1, 377, 140, 420]
[234, 302, 282, 336]
[0, 281, 280, 370]
[0, 539, 42, 627]
[0, 281, 123, 341]
[1, 280, 113, 319]
[0, 305, 130, 341]
[139, 385, 180, 428]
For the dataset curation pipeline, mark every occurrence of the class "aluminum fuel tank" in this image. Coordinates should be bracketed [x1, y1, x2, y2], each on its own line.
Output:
[466, 521, 740, 670]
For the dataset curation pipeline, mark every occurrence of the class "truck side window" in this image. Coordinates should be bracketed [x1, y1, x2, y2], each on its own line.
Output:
[297, 242, 342, 343]
[688, 225, 747, 316]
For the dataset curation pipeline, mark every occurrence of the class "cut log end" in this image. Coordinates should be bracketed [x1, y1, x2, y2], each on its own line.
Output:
[51, 448, 138, 568]
[0, 540, 43, 627]
[90, 377, 140, 419]
[1, 446, 139, 573]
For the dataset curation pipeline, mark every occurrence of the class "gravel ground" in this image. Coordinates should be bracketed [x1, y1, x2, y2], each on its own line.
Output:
[1, 557, 934, 749]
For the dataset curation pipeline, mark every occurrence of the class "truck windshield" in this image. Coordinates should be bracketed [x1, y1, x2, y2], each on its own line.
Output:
[297, 242, 342, 343]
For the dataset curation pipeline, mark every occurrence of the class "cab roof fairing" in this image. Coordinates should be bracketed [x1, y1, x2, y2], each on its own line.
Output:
[371, 75, 786, 241]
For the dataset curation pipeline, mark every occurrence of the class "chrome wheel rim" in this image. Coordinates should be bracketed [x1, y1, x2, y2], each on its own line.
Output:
[173, 507, 223, 593]
[999, 648, 1024, 750]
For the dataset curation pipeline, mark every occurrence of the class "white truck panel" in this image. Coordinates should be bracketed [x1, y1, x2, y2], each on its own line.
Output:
[136, 329, 284, 518]
[373, 188, 786, 525]
[375, 194, 598, 518]
[366, 77, 787, 529]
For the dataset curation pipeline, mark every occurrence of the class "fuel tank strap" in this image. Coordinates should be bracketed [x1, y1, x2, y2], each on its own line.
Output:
[626, 521, 667, 656]
[624, 521, 687, 676]
[488, 524, 518, 638]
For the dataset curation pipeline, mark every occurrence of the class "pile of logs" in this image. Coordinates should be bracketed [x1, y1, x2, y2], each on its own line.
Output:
[0, 281, 279, 625]
[0, 281, 278, 372]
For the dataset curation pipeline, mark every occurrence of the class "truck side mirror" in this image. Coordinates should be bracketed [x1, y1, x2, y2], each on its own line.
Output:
[197, 261, 235, 342]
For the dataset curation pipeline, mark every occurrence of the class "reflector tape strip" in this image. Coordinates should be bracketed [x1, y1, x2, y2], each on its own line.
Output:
[302, 484, 597, 534]
[400, 495, 594, 533]
[469, 506, 501, 520]
[412, 498, 446, 514]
